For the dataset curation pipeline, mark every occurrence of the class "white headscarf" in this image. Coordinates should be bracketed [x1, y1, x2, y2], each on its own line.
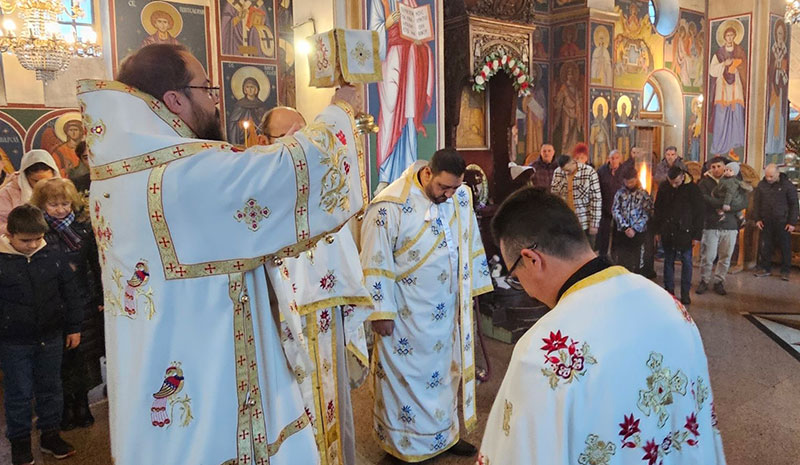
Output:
[18, 149, 60, 202]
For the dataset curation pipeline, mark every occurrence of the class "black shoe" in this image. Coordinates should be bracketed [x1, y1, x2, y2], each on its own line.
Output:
[713, 282, 727, 296]
[10, 436, 34, 465]
[447, 439, 477, 456]
[60, 395, 76, 431]
[73, 394, 95, 428]
[695, 281, 708, 294]
[680, 295, 691, 305]
[40, 430, 75, 459]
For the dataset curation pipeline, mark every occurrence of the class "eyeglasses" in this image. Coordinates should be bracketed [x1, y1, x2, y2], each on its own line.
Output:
[505, 242, 537, 291]
[184, 85, 220, 99]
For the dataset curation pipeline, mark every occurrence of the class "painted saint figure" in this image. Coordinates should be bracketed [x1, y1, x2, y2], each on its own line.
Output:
[687, 97, 702, 162]
[765, 20, 788, 156]
[554, 62, 583, 156]
[226, 71, 271, 145]
[369, 0, 434, 187]
[141, 4, 182, 48]
[558, 25, 581, 58]
[221, 0, 275, 58]
[590, 97, 611, 166]
[523, 64, 547, 157]
[591, 25, 612, 86]
[616, 97, 633, 159]
[708, 20, 747, 156]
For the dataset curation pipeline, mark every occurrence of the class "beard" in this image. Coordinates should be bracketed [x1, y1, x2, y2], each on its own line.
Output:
[424, 184, 447, 204]
[192, 106, 224, 141]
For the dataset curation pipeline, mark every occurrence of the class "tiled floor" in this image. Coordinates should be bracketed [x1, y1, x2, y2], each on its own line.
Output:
[2, 263, 799, 465]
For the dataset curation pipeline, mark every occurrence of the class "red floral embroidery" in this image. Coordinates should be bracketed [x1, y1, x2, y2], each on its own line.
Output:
[335, 130, 347, 145]
[540, 330, 596, 388]
[343, 160, 351, 175]
[305, 406, 315, 424]
[320, 270, 336, 292]
[326, 399, 336, 423]
[541, 330, 569, 353]
[710, 402, 718, 428]
[684, 413, 699, 437]
[671, 295, 693, 323]
[319, 310, 331, 333]
[619, 414, 641, 448]
[642, 439, 659, 465]
[476, 452, 490, 465]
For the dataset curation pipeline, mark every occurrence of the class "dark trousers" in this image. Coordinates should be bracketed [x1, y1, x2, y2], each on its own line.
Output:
[614, 230, 645, 273]
[61, 343, 90, 400]
[597, 215, 613, 258]
[759, 220, 792, 274]
[663, 247, 693, 298]
[0, 336, 64, 439]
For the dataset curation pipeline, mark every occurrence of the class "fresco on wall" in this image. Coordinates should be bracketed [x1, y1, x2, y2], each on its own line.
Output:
[24, 110, 83, 177]
[533, 0, 549, 12]
[552, 0, 584, 10]
[113, 1, 209, 72]
[219, 0, 276, 58]
[516, 62, 549, 162]
[277, 0, 295, 107]
[589, 88, 612, 165]
[367, 0, 440, 189]
[683, 95, 703, 162]
[552, 60, 585, 156]
[707, 15, 750, 161]
[664, 10, 705, 93]
[590, 23, 613, 87]
[532, 26, 549, 61]
[613, 0, 662, 90]
[221, 62, 277, 146]
[765, 15, 789, 165]
[613, 91, 639, 159]
[0, 113, 25, 176]
[456, 86, 488, 150]
[554, 22, 586, 59]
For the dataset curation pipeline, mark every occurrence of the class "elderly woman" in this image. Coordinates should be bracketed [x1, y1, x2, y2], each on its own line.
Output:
[0, 149, 59, 235]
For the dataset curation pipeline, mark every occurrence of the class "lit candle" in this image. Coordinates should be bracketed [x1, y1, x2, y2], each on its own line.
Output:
[243, 120, 250, 147]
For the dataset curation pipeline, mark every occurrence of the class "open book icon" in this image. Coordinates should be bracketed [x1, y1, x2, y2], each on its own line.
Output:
[398, 3, 434, 43]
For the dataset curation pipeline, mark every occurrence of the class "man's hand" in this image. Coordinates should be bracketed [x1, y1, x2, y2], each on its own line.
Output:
[65, 333, 81, 349]
[386, 10, 401, 28]
[756, 220, 764, 230]
[331, 85, 359, 108]
[589, 226, 598, 235]
[786, 224, 796, 233]
[625, 228, 635, 238]
[372, 319, 395, 337]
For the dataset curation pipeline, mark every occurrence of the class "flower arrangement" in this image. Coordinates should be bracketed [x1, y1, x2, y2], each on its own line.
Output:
[471, 52, 532, 96]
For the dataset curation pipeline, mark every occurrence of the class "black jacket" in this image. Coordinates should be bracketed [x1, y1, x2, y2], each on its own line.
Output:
[597, 158, 634, 217]
[653, 174, 705, 249]
[0, 242, 85, 344]
[698, 174, 749, 230]
[752, 173, 799, 225]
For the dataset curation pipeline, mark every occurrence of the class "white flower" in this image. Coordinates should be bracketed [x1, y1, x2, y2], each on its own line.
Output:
[492, 59, 500, 69]
[508, 59, 516, 68]
[501, 55, 508, 65]
[517, 75, 526, 84]
[475, 75, 485, 85]
[512, 67, 521, 76]
[482, 65, 491, 75]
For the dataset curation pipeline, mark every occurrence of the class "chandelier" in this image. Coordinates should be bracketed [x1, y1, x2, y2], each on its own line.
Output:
[788, 0, 800, 24]
[0, 0, 100, 82]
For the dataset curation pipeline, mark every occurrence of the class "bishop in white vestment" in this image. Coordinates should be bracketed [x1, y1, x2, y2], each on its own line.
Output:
[360, 151, 493, 462]
[80, 64, 366, 464]
[479, 187, 725, 465]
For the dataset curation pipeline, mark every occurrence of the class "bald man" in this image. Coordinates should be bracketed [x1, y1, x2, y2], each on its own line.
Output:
[261, 106, 307, 144]
[752, 164, 798, 281]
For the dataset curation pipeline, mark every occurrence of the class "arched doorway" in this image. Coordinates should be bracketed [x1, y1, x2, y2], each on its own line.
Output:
[643, 70, 685, 162]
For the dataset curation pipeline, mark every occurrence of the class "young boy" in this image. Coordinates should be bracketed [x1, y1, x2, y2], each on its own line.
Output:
[711, 161, 752, 226]
[0, 204, 83, 465]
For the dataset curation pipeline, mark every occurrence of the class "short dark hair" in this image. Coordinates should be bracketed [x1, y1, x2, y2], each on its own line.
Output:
[75, 141, 87, 157]
[7, 204, 48, 235]
[557, 154, 572, 169]
[667, 165, 684, 180]
[117, 44, 193, 101]
[621, 165, 638, 180]
[24, 162, 54, 177]
[665, 146, 678, 153]
[491, 187, 590, 260]
[429, 147, 465, 177]
[709, 156, 727, 167]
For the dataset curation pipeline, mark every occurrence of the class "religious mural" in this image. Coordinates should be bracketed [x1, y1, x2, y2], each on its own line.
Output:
[219, 0, 277, 59]
[25, 110, 84, 177]
[552, 60, 584, 156]
[589, 88, 612, 166]
[112, 0, 209, 72]
[456, 86, 488, 150]
[553, 22, 586, 60]
[684, 95, 703, 162]
[366, 0, 441, 189]
[0, 112, 25, 176]
[613, 0, 662, 90]
[664, 10, 705, 93]
[590, 22, 613, 87]
[533, 0, 549, 12]
[531, 26, 550, 61]
[221, 62, 277, 146]
[552, 0, 584, 10]
[277, 0, 296, 107]
[765, 15, 789, 165]
[516, 62, 549, 162]
[707, 15, 750, 161]
[613, 91, 639, 159]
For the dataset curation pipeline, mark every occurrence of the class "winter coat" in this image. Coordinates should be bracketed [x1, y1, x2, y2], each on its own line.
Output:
[597, 158, 634, 216]
[530, 157, 559, 191]
[0, 236, 85, 344]
[653, 174, 705, 249]
[698, 173, 748, 230]
[752, 173, 799, 225]
[0, 150, 60, 235]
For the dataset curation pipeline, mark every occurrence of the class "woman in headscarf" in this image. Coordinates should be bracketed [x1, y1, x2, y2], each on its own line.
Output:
[0, 149, 59, 235]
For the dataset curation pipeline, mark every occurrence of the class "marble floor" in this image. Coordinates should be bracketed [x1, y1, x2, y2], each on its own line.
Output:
[1, 262, 798, 465]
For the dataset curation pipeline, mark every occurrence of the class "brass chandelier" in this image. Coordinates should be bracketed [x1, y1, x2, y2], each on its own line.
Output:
[0, 0, 100, 82]
[788, 0, 800, 25]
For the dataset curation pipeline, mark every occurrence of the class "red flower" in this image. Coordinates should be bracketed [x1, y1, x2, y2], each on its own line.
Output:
[571, 355, 584, 371]
[556, 363, 572, 379]
[541, 330, 569, 353]
[335, 130, 347, 145]
[685, 412, 699, 436]
[642, 439, 659, 465]
[520, 81, 529, 90]
[343, 160, 351, 175]
[619, 414, 641, 446]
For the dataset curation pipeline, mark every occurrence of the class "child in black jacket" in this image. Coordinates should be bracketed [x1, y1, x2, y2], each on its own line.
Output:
[0, 204, 84, 464]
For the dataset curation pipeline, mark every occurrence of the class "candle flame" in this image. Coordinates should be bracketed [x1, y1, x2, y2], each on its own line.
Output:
[639, 162, 649, 193]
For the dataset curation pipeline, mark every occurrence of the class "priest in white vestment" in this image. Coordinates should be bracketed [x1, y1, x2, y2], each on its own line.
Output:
[82, 44, 367, 465]
[360, 149, 493, 463]
[479, 187, 726, 465]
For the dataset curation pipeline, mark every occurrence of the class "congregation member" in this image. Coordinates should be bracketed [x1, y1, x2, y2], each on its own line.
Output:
[31, 178, 104, 432]
[596, 149, 632, 258]
[1, 205, 85, 464]
[359, 148, 492, 463]
[83, 43, 366, 465]
[572, 142, 592, 167]
[611, 165, 653, 274]
[0, 149, 59, 235]
[697, 156, 747, 296]
[478, 187, 726, 464]
[526, 143, 558, 190]
[653, 146, 687, 188]
[67, 141, 91, 196]
[653, 166, 704, 304]
[551, 154, 602, 245]
[752, 163, 798, 281]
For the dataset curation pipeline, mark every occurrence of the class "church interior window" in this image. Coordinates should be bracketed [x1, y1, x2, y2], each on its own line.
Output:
[643, 80, 662, 113]
[57, 0, 97, 42]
